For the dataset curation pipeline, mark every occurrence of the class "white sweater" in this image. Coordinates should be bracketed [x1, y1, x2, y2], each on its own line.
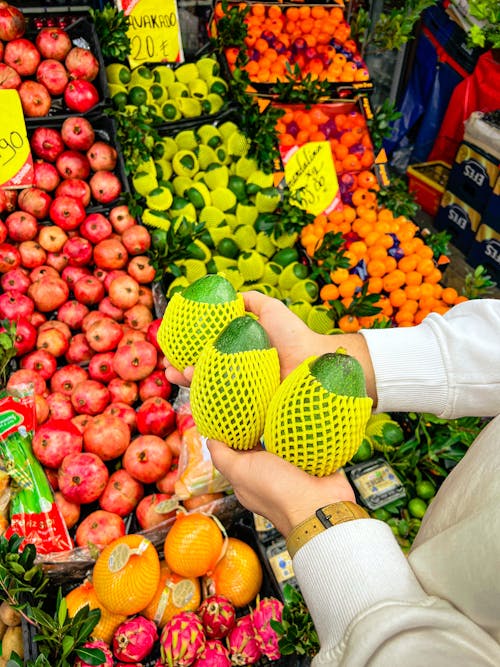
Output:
[293, 299, 500, 666]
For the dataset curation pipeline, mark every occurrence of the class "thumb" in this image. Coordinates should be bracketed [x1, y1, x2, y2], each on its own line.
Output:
[242, 290, 274, 318]
[206, 439, 234, 474]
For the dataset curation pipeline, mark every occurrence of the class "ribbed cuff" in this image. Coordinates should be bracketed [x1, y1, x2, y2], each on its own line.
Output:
[361, 322, 448, 415]
[293, 520, 427, 651]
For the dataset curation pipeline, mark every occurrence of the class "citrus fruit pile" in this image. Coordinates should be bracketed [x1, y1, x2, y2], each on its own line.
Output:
[300, 180, 467, 331]
[106, 57, 230, 122]
[275, 102, 375, 174]
[216, 2, 370, 84]
[129, 119, 325, 305]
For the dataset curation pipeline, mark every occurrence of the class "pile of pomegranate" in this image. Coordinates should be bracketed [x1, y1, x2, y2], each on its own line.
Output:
[0, 1, 102, 116]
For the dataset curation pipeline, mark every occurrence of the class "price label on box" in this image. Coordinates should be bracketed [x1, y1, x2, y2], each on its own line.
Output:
[284, 141, 340, 216]
[0, 90, 34, 190]
[117, 0, 184, 67]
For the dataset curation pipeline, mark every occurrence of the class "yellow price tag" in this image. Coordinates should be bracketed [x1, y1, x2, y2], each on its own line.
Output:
[118, 0, 184, 67]
[284, 142, 339, 216]
[0, 90, 34, 190]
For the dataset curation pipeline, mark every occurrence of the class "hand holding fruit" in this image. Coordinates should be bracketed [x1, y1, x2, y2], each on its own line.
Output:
[206, 439, 355, 538]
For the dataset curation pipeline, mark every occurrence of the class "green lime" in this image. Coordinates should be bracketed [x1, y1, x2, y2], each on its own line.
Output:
[130, 65, 155, 87]
[228, 175, 247, 202]
[416, 480, 436, 500]
[371, 508, 391, 521]
[106, 63, 131, 85]
[149, 83, 164, 101]
[162, 102, 181, 121]
[111, 90, 128, 110]
[128, 85, 148, 106]
[381, 421, 404, 446]
[350, 437, 373, 463]
[217, 237, 240, 259]
[408, 498, 427, 519]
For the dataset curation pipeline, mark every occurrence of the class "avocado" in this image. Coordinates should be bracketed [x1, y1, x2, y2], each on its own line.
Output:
[214, 316, 271, 354]
[182, 274, 237, 305]
[310, 351, 367, 397]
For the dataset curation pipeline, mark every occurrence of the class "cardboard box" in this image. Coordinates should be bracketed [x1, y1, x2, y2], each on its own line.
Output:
[446, 141, 500, 213]
[467, 223, 500, 283]
[407, 161, 450, 217]
[434, 190, 482, 253]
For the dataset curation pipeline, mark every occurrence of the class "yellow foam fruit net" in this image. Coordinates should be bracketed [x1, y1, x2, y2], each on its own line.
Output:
[264, 357, 373, 476]
[156, 291, 245, 371]
[190, 346, 280, 450]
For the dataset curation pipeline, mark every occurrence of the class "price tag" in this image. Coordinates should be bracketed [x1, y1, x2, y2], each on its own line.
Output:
[117, 0, 184, 68]
[284, 142, 339, 216]
[0, 90, 34, 190]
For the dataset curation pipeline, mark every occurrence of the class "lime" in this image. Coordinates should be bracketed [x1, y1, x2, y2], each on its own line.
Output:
[306, 305, 335, 334]
[408, 498, 427, 519]
[162, 102, 181, 122]
[128, 85, 148, 106]
[172, 176, 193, 198]
[226, 130, 250, 158]
[106, 63, 131, 85]
[218, 120, 240, 140]
[188, 78, 208, 98]
[288, 300, 312, 322]
[350, 437, 373, 463]
[149, 83, 165, 101]
[196, 145, 219, 170]
[371, 508, 391, 521]
[234, 156, 259, 179]
[202, 93, 225, 115]
[217, 237, 240, 259]
[196, 56, 220, 80]
[199, 206, 226, 228]
[236, 202, 258, 226]
[211, 187, 237, 212]
[175, 62, 199, 84]
[175, 130, 199, 151]
[152, 65, 176, 86]
[198, 124, 222, 146]
[168, 82, 189, 98]
[130, 65, 155, 87]
[177, 97, 202, 118]
[416, 481, 436, 501]
[111, 89, 128, 111]
[228, 175, 247, 202]
[207, 76, 229, 96]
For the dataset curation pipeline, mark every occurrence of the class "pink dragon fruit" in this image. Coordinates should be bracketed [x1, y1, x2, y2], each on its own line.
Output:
[160, 610, 205, 666]
[112, 614, 159, 662]
[197, 594, 236, 640]
[73, 639, 113, 667]
[226, 615, 261, 666]
[193, 638, 231, 666]
[251, 596, 284, 661]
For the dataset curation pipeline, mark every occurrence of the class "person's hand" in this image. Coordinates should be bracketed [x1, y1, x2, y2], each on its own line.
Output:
[242, 291, 327, 380]
[164, 359, 194, 387]
[206, 439, 356, 538]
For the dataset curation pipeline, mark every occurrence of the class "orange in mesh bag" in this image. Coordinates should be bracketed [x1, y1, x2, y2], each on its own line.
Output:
[157, 274, 245, 371]
[264, 351, 373, 476]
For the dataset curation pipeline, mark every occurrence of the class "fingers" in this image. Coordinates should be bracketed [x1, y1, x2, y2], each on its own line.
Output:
[242, 290, 277, 317]
[164, 363, 194, 387]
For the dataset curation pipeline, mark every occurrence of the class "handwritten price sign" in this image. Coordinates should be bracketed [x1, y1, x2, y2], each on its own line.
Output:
[118, 0, 184, 68]
[0, 90, 34, 190]
[284, 142, 339, 216]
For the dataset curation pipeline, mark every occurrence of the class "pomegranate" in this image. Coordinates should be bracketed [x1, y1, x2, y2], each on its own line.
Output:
[28, 275, 69, 312]
[79, 212, 112, 244]
[75, 510, 125, 550]
[83, 413, 130, 461]
[54, 491, 80, 530]
[18, 80, 51, 117]
[36, 26, 72, 61]
[56, 150, 91, 180]
[65, 46, 99, 81]
[18, 240, 47, 269]
[108, 274, 140, 310]
[0, 242, 21, 272]
[57, 300, 89, 330]
[36, 326, 69, 358]
[50, 365, 88, 397]
[135, 492, 176, 530]
[21, 349, 57, 380]
[0, 62, 21, 89]
[128, 255, 156, 284]
[99, 469, 144, 517]
[85, 317, 123, 352]
[64, 78, 99, 113]
[7, 368, 46, 396]
[4, 38, 40, 76]
[36, 58, 68, 95]
[58, 452, 109, 504]
[10, 316, 37, 356]
[112, 340, 157, 381]
[73, 275, 106, 307]
[88, 351, 117, 383]
[61, 116, 95, 151]
[98, 296, 123, 322]
[121, 225, 151, 255]
[17, 187, 52, 220]
[30, 126, 64, 162]
[87, 141, 117, 171]
[109, 204, 136, 233]
[123, 434, 172, 484]
[71, 379, 110, 415]
[89, 171, 122, 204]
[33, 161, 61, 192]
[104, 401, 137, 432]
[0, 2, 26, 41]
[139, 370, 172, 401]
[108, 378, 138, 405]
[32, 418, 83, 469]
[1, 268, 30, 293]
[63, 236, 93, 267]
[49, 195, 86, 230]
[5, 211, 38, 242]
[0, 290, 34, 320]
[93, 238, 128, 270]
[136, 397, 176, 438]
[46, 392, 75, 421]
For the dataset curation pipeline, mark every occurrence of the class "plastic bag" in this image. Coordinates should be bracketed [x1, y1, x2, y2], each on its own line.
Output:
[0, 384, 73, 555]
[173, 389, 232, 500]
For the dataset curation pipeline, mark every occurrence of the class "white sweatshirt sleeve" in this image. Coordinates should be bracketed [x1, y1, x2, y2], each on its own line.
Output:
[294, 520, 500, 666]
[291, 300, 500, 665]
[360, 299, 500, 418]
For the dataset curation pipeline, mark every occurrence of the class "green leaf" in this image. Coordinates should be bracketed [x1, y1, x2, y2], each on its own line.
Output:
[61, 635, 75, 659]
[74, 647, 106, 666]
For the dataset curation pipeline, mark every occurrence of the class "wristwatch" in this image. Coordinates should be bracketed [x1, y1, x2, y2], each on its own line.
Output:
[286, 501, 370, 558]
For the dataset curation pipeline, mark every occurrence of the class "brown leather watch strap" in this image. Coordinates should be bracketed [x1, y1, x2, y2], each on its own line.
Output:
[286, 501, 370, 558]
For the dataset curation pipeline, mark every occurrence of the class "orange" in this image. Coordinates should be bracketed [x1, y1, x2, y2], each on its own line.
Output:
[142, 560, 201, 627]
[441, 286, 459, 305]
[389, 288, 407, 308]
[320, 283, 339, 301]
[204, 537, 263, 608]
[164, 511, 224, 578]
[92, 534, 161, 616]
[394, 309, 414, 325]
[338, 314, 360, 332]
[65, 580, 126, 644]
[338, 277, 360, 298]
[330, 267, 349, 284]
[383, 269, 406, 292]
[367, 259, 386, 278]
[414, 308, 431, 324]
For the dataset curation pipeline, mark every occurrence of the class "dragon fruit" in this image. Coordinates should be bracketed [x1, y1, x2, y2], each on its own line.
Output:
[193, 638, 231, 666]
[197, 594, 236, 639]
[251, 596, 284, 661]
[226, 615, 261, 666]
[160, 610, 205, 666]
[73, 639, 113, 667]
[112, 615, 159, 662]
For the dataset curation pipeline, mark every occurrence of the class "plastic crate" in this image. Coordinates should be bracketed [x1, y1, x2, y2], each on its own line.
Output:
[407, 161, 450, 217]
[446, 141, 500, 213]
[434, 190, 482, 254]
[22, 17, 109, 125]
[467, 223, 500, 283]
